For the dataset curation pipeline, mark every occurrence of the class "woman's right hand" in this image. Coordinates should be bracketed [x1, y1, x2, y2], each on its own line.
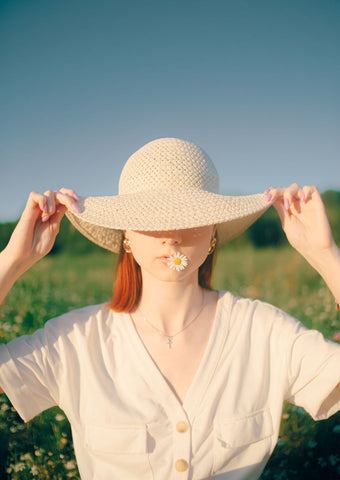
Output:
[4, 188, 80, 271]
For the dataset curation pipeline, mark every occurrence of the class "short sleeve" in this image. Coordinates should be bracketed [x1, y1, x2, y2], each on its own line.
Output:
[0, 321, 64, 422]
[0, 304, 106, 423]
[284, 320, 340, 420]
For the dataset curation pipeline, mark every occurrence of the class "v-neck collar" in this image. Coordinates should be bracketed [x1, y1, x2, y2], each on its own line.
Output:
[120, 290, 231, 421]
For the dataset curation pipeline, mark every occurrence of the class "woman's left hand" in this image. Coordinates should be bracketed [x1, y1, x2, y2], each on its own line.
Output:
[266, 183, 340, 312]
[265, 183, 335, 262]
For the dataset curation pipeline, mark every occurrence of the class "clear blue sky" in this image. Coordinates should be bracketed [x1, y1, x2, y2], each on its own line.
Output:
[1, 0, 339, 222]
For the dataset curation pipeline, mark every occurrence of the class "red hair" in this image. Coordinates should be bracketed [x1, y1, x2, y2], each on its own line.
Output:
[109, 248, 216, 312]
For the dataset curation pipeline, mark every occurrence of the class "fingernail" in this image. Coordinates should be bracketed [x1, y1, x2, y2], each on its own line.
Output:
[265, 193, 272, 202]
[264, 188, 270, 195]
[72, 203, 81, 213]
[284, 198, 290, 210]
[44, 203, 49, 214]
[73, 193, 80, 201]
[300, 192, 305, 202]
[42, 215, 50, 223]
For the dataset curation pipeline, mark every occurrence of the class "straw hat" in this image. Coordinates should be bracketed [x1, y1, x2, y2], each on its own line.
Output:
[66, 138, 272, 253]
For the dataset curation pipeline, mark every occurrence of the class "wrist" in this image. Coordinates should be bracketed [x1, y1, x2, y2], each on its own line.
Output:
[0, 246, 33, 279]
[307, 242, 340, 303]
[304, 241, 340, 274]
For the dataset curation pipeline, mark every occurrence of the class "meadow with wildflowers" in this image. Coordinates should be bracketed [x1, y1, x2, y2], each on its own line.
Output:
[0, 242, 340, 479]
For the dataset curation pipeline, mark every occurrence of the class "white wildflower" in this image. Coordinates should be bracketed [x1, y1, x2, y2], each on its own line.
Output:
[13, 462, 25, 472]
[31, 465, 39, 476]
[64, 460, 76, 470]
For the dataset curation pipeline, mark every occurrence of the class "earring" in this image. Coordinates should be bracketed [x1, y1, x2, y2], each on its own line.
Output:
[208, 235, 217, 255]
[123, 238, 132, 253]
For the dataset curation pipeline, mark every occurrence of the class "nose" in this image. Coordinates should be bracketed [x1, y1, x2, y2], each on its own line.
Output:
[160, 230, 182, 246]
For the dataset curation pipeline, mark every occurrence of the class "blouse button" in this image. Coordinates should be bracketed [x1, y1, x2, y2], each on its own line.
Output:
[176, 421, 189, 433]
[175, 459, 188, 472]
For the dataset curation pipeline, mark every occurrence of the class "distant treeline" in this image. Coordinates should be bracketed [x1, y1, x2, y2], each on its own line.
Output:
[1, 190, 339, 254]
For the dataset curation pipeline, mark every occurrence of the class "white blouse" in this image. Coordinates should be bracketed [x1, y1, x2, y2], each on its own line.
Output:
[1, 291, 340, 480]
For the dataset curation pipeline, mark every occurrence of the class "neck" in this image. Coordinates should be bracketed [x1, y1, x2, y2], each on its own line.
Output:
[137, 272, 204, 333]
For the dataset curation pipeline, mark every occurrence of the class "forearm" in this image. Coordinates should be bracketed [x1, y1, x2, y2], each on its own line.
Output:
[0, 248, 30, 305]
[306, 242, 340, 304]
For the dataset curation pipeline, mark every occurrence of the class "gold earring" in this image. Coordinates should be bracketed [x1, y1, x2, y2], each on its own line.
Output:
[123, 238, 132, 253]
[208, 235, 216, 255]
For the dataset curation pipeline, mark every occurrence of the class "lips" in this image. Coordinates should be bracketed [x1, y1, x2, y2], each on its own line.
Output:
[158, 256, 170, 264]
[158, 253, 176, 260]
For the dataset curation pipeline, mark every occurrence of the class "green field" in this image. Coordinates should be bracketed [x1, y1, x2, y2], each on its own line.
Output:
[1, 245, 340, 479]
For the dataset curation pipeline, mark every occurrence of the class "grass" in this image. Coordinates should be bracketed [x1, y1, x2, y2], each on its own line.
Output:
[1, 246, 340, 479]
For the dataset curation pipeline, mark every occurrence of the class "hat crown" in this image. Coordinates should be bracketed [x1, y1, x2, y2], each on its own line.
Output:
[119, 138, 219, 195]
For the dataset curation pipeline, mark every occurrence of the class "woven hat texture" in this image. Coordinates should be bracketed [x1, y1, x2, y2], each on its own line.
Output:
[66, 138, 271, 253]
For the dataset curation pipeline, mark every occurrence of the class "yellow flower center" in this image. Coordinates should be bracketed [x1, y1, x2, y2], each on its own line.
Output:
[174, 258, 182, 265]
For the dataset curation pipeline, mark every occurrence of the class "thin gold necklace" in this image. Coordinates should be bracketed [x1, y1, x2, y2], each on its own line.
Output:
[138, 291, 205, 349]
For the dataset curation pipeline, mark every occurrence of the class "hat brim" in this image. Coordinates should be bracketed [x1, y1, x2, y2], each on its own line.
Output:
[65, 189, 272, 253]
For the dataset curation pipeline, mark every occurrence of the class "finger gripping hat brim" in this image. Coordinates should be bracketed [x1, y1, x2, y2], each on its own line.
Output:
[65, 138, 272, 253]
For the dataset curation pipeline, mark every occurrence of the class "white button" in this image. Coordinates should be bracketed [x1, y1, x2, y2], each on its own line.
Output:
[176, 421, 189, 433]
[175, 459, 188, 472]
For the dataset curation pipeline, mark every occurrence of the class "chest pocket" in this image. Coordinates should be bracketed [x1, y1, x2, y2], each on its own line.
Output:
[85, 424, 153, 479]
[213, 408, 274, 474]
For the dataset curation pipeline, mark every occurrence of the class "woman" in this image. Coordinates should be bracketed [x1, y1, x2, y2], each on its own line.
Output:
[0, 137, 340, 480]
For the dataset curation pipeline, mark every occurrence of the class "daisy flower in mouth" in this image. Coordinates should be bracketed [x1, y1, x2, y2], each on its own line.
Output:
[167, 252, 188, 271]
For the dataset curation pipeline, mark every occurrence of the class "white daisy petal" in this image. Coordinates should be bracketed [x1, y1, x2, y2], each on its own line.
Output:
[167, 252, 188, 271]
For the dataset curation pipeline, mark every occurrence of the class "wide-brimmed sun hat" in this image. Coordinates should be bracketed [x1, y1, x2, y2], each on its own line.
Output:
[66, 137, 272, 253]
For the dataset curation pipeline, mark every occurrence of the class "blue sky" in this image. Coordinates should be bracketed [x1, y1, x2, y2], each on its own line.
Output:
[1, 0, 339, 222]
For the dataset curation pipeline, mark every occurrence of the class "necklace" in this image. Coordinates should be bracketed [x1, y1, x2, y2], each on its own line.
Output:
[138, 291, 205, 349]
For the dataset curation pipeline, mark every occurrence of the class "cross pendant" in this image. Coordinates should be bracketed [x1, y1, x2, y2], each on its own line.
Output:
[166, 338, 173, 349]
